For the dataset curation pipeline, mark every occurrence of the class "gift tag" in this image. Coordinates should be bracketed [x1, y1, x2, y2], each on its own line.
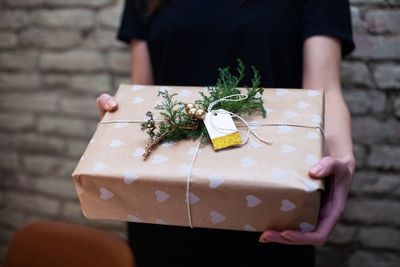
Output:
[204, 109, 241, 150]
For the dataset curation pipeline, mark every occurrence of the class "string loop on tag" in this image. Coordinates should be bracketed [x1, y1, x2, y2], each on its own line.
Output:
[206, 92, 272, 146]
[207, 93, 248, 112]
[209, 109, 273, 146]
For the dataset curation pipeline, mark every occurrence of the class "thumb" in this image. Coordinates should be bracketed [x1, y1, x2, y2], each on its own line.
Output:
[309, 156, 338, 179]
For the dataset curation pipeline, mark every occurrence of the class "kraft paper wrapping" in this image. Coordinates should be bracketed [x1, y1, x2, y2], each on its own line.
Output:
[72, 84, 325, 232]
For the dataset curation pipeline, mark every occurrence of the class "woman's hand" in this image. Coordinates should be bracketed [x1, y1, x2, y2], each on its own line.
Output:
[258, 156, 355, 246]
[258, 36, 356, 246]
[94, 41, 152, 120]
[96, 93, 119, 120]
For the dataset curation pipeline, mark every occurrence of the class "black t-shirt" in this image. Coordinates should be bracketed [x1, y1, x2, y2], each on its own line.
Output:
[117, 1, 354, 267]
[117, 0, 354, 88]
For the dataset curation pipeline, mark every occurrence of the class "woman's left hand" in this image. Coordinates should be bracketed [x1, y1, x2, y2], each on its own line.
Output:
[258, 155, 354, 246]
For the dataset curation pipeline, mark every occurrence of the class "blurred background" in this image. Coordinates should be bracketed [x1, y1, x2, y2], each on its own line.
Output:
[0, 0, 399, 266]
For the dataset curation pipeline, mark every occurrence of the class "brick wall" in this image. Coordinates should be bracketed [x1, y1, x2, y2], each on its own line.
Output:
[0, 0, 399, 266]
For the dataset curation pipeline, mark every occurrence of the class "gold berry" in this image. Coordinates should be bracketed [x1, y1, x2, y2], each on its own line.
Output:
[194, 109, 206, 120]
[188, 107, 197, 117]
[185, 103, 196, 114]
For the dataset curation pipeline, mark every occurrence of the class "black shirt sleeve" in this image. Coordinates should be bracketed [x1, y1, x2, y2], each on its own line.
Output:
[303, 0, 355, 57]
[117, 0, 149, 43]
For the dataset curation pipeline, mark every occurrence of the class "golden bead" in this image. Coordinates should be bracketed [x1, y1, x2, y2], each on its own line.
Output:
[188, 107, 197, 117]
[185, 103, 196, 114]
[194, 108, 206, 120]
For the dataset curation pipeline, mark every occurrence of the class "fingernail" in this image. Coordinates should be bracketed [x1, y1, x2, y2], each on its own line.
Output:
[281, 233, 291, 241]
[259, 236, 269, 243]
[310, 164, 322, 175]
[106, 99, 117, 109]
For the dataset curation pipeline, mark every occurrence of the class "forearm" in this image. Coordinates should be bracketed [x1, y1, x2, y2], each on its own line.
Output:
[130, 40, 154, 84]
[324, 90, 354, 162]
[303, 36, 355, 171]
[261, 37, 356, 246]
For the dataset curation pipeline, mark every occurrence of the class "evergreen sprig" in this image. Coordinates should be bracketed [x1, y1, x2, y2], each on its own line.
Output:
[140, 59, 266, 160]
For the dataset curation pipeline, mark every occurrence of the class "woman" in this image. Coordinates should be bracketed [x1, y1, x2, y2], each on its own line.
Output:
[96, 0, 355, 266]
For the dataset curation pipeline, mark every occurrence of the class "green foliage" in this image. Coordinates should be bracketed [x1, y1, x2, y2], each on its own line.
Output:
[155, 90, 203, 141]
[196, 59, 266, 117]
[140, 59, 266, 158]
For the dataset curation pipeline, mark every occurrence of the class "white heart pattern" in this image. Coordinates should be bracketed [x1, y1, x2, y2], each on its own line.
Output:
[280, 199, 296, 212]
[243, 224, 257, 231]
[123, 171, 139, 184]
[109, 139, 123, 148]
[131, 97, 144, 104]
[311, 114, 322, 124]
[305, 154, 319, 166]
[281, 144, 296, 153]
[271, 168, 289, 180]
[151, 154, 169, 164]
[155, 219, 168, 225]
[178, 89, 192, 97]
[241, 157, 258, 168]
[179, 164, 192, 175]
[307, 90, 320, 97]
[89, 139, 95, 144]
[92, 162, 108, 172]
[246, 195, 262, 208]
[249, 120, 261, 130]
[284, 111, 299, 118]
[143, 113, 152, 121]
[296, 101, 310, 109]
[154, 99, 163, 107]
[127, 214, 142, 222]
[161, 141, 177, 147]
[307, 131, 320, 140]
[209, 211, 226, 224]
[278, 126, 293, 134]
[276, 89, 289, 96]
[99, 188, 113, 200]
[208, 175, 224, 189]
[114, 122, 128, 129]
[159, 86, 170, 93]
[155, 190, 170, 202]
[299, 222, 316, 232]
[133, 148, 145, 157]
[131, 85, 145, 91]
[186, 192, 200, 204]
[303, 180, 320, 192]
[266, 108, 274, 114]
[187, 146, 201, 156]
[249, 141, 262, 150]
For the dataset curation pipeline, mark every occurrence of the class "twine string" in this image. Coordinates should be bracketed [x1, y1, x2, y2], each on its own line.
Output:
[97, 92, 324, 228]
[98, 119, 323, 227]
[185, 133, 203, 228]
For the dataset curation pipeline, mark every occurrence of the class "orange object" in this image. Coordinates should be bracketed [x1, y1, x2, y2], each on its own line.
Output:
[3, 220, 134, 267]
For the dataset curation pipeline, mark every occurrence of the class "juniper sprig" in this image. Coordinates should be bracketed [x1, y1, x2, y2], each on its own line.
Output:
[140, 59, 267, 160]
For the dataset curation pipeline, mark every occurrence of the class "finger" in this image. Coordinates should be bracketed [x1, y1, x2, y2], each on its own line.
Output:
[96, 102, 106, 119]
[259, 230, 294, 245]
[281, 198, 343, 246]
[309, 156, 341, 179]
[96, 93, 118, 112]
[281, 230, 325, 246]
[281, 215, 336, 246]
[96, 94, 118, 120]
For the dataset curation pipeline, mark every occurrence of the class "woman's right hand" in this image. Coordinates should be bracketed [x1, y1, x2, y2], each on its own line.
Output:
[96, 93, 119, 120]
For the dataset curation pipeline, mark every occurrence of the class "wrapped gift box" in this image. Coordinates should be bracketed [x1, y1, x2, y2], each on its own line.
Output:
[72, 84, 324, 232]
